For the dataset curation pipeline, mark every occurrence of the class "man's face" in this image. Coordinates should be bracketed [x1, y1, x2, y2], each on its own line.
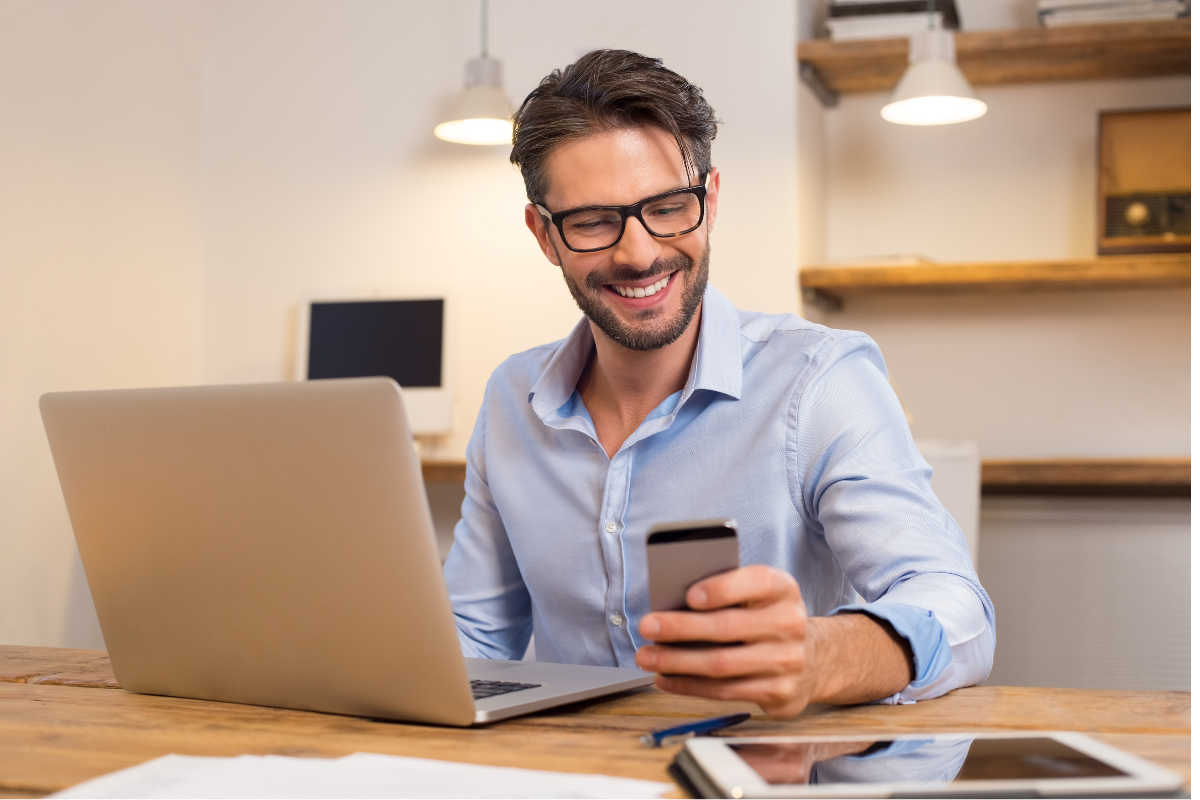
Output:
[524, 126, 719, 351]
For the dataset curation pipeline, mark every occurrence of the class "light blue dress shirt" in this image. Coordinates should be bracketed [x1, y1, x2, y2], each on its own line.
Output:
[444, 285, 995, 703]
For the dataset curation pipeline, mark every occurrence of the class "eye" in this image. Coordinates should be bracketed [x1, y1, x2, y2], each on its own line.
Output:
[565, 211, 620, 235]
[645, 202, 688, 219]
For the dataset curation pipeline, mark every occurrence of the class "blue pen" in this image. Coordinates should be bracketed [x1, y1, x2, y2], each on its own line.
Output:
[640, 712, 752, 747]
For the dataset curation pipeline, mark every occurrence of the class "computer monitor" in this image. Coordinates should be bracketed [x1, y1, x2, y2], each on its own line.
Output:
[295, 294, 451, 435]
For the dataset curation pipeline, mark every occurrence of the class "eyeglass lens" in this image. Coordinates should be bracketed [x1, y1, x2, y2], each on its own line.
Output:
[560, 192, 703, 250]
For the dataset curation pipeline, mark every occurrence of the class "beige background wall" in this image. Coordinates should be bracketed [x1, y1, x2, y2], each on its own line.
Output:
[0, 0, 802, 648]
[0, 1, 209, 647]
[0, 1, 1189, 681]
[198, 0, 803, 461]
[808, 77, 1191, 458]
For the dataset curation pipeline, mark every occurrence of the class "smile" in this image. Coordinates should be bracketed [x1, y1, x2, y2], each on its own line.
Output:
[610, 274, 671, 299]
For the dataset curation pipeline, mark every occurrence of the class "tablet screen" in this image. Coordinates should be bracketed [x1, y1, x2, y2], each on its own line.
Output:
[730, 737, 1127, 786]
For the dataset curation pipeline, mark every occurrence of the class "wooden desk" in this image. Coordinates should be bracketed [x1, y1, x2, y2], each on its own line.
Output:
[1, 646, 1189, 798]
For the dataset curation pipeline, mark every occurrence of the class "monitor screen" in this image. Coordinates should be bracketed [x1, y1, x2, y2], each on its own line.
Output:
[306, 298, 443, 388]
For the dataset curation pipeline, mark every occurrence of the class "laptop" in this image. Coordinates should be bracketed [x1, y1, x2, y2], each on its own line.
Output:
[39, 377, 653, 726]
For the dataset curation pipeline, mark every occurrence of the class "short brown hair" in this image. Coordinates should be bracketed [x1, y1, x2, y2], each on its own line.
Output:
[510, 50, 719, 204]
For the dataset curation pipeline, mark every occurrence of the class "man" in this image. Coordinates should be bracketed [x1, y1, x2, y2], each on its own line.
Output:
[443, 50, 994, 717]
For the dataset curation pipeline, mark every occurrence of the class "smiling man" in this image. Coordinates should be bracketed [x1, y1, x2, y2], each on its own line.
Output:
[442, 50, 994, 717]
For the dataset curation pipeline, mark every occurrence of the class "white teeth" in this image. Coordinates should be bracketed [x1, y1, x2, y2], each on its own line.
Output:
[613, 275, 671, 298]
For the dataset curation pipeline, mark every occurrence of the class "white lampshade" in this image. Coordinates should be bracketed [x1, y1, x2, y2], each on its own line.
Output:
[881, 28, 986, 126]
[434, 56, 513, 145]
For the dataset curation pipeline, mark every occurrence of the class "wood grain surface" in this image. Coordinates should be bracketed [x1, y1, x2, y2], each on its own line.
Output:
[981, 457, 1190, 496]
[796, 18, 1191, 94]
[420, 459, 469, 484]
[0, 646, 116, 689]
[0, 647, 1189, 798]
[798, 254, 1191, 296]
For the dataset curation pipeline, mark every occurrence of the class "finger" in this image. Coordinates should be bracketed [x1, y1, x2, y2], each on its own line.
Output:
[652, 672, 812, 718]
[637, 640, 807, 680]
[641, 602, 807, 645]
[687, 565, 801, 611]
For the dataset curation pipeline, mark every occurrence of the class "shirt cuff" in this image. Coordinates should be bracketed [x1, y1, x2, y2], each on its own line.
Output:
[831, 601, 953, 703]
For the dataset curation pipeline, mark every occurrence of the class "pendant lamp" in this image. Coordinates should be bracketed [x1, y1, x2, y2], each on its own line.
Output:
[880, 16, 986, 126]
[434, 0, 513, 145]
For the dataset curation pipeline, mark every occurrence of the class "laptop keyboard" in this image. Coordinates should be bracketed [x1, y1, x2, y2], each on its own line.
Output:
[470, 679, 542, 700]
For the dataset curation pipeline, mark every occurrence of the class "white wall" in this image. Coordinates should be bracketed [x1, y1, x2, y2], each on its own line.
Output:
[2, 0, 1188, 666]
[825, 78, 1190, 263]
[980, 496, 1190, 690]
[810, 77, 1190, 458]
[0, 0, 804, 647]
[198, 0, 802, 460]
[0, 1, 210, 647]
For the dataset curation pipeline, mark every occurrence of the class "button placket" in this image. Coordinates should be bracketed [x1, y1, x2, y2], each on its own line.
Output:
[598, 411, 688, 665]
[597, 447, 634, 665]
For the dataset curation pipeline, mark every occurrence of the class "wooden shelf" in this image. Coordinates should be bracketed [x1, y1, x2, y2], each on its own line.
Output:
[982, 457, 1190, 496]
[796, 18, 1190, 99]
[800, 254, 1190, 309]
[421, 460, 467, 483]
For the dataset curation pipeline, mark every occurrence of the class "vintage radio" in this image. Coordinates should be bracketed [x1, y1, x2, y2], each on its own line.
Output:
[1097, 108, 1190, 255]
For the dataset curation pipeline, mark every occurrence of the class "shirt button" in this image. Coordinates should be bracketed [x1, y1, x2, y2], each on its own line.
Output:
[610, 614, 623, 626]
[605, 521, 617, 533]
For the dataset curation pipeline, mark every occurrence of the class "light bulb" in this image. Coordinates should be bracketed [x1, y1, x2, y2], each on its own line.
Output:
[882, 95, 987, 126]
[434, 117, 513, 145]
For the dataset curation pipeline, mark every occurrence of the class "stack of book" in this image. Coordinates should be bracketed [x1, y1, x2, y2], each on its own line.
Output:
[825, 0, 961, 41]
[1038, 0, 1189, 26]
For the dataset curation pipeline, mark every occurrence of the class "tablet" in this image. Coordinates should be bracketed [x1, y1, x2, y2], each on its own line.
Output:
[678, 732, 1183, 798]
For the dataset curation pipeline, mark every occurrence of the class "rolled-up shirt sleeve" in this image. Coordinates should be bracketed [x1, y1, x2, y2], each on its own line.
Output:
[791, 336, 996, 702]
[442, 377, 532, 660]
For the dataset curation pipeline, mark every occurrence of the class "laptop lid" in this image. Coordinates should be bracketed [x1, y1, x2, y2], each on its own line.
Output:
[40, 378, 478, 726]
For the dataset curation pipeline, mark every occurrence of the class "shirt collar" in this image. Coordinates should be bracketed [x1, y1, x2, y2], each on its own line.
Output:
[528, 283, 744, 419]
[685, 284, 744, 402]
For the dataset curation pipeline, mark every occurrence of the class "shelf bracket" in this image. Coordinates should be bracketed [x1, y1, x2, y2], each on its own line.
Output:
[802, 286, 843, 312]
[798, 61, 839, 108]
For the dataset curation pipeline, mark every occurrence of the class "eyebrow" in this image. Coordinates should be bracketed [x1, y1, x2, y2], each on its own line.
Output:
[548, 179, 697, 213]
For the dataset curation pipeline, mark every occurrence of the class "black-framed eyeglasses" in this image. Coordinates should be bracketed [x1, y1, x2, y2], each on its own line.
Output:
[535, 172, 710, 253]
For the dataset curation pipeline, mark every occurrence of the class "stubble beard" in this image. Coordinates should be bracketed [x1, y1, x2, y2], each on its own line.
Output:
[560, 240, 710, 352]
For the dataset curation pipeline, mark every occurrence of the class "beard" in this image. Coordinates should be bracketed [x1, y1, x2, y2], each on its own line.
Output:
[560, 241, 710, 352]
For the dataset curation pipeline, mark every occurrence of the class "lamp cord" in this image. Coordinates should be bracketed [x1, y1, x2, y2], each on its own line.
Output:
[481, 0, 489, 58]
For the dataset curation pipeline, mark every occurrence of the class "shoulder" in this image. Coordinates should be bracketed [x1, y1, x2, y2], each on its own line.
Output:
[485, 339, 564, 398]
[490, 339, 563, 381]
[735, 307, 887, 384]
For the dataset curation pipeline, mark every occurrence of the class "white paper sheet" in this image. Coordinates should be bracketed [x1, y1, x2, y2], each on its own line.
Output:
[52, 752, 673, 799]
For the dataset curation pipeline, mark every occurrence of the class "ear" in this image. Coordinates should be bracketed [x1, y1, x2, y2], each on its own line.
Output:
[704, 168, 720, 233]
[525, 204, 561, 266]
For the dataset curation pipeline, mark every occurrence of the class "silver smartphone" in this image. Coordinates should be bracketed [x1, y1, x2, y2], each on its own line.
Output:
[646, 518, 740, 613]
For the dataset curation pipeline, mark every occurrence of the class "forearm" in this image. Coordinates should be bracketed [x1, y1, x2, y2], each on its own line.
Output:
[808, 613, 914, 705]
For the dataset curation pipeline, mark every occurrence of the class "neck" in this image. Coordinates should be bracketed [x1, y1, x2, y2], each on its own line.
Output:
[577, 302, 703, 455]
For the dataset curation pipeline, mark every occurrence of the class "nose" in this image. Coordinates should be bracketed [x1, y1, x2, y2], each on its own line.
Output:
[609, 215, 661, 272]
